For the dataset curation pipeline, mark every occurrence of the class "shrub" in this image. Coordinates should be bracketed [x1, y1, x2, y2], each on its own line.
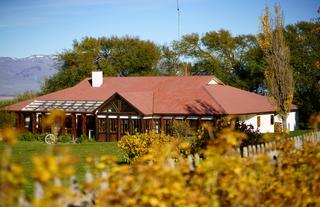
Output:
[58, 134, 73, 143]
[118, 131, 173, 162]
[0, 111, 16, 128]
[235, 121, 263, 146]
[35, 133, 46, 142]
[18, 132, 35, 141]
[18, 132, 49, 142]
[78, 134, 95, 143]
[188, 128, 211, 154]
[172, 120, 192, 138]
[0, 91, 38, 109]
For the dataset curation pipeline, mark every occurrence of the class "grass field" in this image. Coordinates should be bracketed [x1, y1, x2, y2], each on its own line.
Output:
[0, 141, 125, 197]
[262, 129, 311, 138]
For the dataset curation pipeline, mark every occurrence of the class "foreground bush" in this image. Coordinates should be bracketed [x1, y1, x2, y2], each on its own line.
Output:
[118, 131, 173, 162]
[1, 127, 320, 206]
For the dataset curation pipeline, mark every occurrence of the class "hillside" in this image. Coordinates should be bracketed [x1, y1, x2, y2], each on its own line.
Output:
[0, 55, 59, 98]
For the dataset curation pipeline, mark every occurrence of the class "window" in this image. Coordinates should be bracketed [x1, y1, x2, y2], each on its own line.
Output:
[131, 119, 141, 133]
[165, 120, 172, 134]
[121, 119, 129, 134]
[257, 116, 261, 127]
[109, 119, 117, 133]
[98, 119, 107, 133]
[153, 120, 160, 133]
[270, 115, 274, 125]
[102, 96, 137, 113]
[24, 116, 31, 128]
[145, 120, 151, 132]
[104, 100, 119, 113]
[189, 120, 198, 130]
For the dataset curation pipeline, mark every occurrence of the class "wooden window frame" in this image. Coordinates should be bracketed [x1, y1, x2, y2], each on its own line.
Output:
[270, 115, 274, 125]
[257, 116, 261, 128]
[109, 119, 118, 133]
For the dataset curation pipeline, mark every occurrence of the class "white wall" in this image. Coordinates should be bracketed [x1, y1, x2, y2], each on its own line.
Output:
[238, 111, 297, 133]
[286, 111, 298, 131]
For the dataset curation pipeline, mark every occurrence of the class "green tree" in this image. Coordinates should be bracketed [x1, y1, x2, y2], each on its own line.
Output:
[42, 36, 161, 94]
[258, 5, 294, 131]
[0, 91, 38, 109]
[0, 91, 38, 128]
[173, 30, 266, 92]
[285, 20, 320, 127]
[157, 46, 180, 75]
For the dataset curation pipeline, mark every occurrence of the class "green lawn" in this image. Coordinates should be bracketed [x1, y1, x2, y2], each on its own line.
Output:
[262, 129, 311, 138]
[0, 141, 125, 197]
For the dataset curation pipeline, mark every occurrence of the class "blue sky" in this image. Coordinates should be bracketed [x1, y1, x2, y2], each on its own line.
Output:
[0, 0, 318, 57]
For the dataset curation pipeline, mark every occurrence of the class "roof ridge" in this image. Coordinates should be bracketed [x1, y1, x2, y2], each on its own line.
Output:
[202, 85, 227, 114]
[98, 75, 215, 79]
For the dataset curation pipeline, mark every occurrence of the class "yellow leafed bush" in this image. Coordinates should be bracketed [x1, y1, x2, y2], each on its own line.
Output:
[118, 131, 174, 162]
[1, 126, 320, 207]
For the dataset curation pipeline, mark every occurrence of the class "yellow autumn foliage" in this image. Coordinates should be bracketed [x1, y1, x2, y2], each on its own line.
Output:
[118, 131, 174, 162]
[1, 125, 320, 206]
[0, 127, 18, 145]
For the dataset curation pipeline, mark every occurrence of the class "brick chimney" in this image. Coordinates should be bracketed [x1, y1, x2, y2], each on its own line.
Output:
[184, 66, 188, 76]
[92, 71, 103, 87]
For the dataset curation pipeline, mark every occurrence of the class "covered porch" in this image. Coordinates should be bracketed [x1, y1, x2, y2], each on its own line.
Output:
[15, 100, 103, 138]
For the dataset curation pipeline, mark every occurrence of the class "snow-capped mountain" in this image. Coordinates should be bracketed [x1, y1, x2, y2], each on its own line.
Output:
[0, 55, 59, 98]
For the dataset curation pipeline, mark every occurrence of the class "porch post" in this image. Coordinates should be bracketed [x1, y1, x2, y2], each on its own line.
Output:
[198, 117, 202, 129]
[41, 113, 46, 133]
[160, 117, 165, 133]
[61, 115, 66, 135]
[15, 113, 21, 130]
[141, 119, 145, 133]
[31, 113, 36, 134]
[117, 116, 120, 141]
[106, 117, 109, 142]
[95, 115, 99, 141]
[150, 119, 154, 131]
[20, 113, 25, 132]
[129, 116, 132, 135]
[82, 114, 87, 136]
[71, 113, 76, 138]
[172, 116, 176, 136]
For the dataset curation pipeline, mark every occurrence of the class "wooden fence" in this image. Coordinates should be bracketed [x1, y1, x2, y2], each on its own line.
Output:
[236, 131, 320, 158]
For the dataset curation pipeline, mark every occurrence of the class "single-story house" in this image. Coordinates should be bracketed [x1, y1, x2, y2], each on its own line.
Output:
[5, 71, 298, 141]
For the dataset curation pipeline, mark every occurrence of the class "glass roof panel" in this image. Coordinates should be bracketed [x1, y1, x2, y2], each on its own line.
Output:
[22, 100, 104, 113]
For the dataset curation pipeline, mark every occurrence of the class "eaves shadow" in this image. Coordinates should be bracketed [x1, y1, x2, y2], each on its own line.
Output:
[184, 99, 223, 115]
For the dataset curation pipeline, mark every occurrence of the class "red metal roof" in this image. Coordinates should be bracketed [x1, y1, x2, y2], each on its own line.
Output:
[6, 75, 296, 115]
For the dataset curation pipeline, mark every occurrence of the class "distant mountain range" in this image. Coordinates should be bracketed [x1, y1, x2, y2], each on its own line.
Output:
[0, 55, 59, 98]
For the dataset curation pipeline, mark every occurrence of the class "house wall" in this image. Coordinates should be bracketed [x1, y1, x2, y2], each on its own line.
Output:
[286, 111, 298, 131]
[238, 111, 297, 133]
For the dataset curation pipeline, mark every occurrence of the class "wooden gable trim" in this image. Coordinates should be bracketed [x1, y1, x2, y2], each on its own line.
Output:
[95, 92, 144, 115]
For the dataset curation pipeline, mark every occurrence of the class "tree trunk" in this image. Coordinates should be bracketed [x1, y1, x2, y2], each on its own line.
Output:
[281, 114, 288, 132]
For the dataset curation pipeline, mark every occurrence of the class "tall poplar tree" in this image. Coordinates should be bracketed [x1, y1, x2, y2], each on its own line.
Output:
[258, 5, 294, 131]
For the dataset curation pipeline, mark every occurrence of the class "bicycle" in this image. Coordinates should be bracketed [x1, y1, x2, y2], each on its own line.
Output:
[45, 133, 78, 144]
[45, 125, 59, 144]
[45, 133, 56, 144]
[44, 115, 78, 144]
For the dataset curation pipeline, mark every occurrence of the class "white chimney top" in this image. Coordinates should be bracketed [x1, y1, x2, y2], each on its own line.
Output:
[92, 71, 103, 87]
